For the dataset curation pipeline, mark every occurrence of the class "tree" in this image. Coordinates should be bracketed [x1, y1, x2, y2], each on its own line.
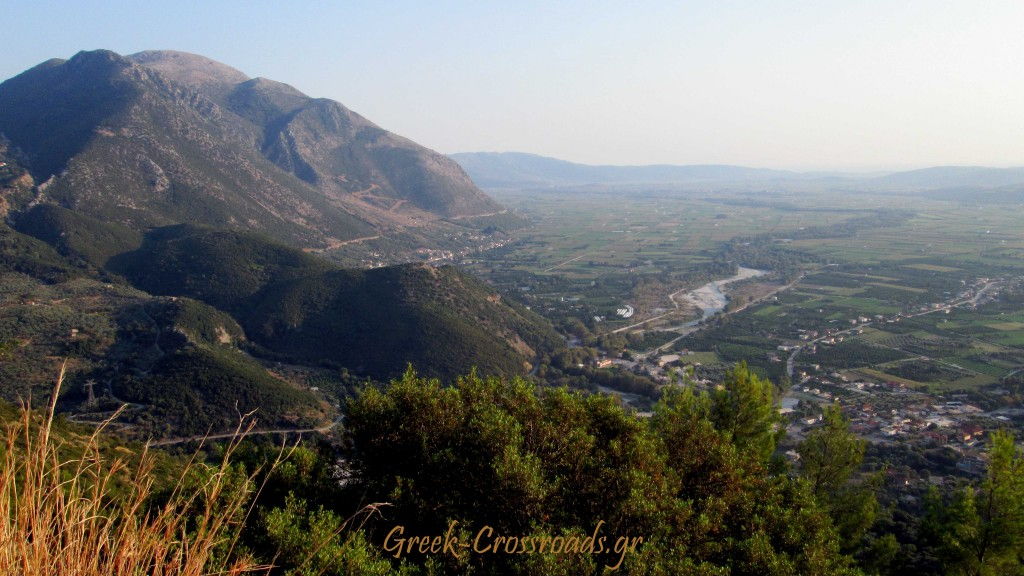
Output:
[923, 429, 1024, 576]
[709, 362, 781, 460]
[651, 381, 856, 575]
[798, 405, 866, 495]
[797, 405, 879, 554]
[259, 493, 404, 576]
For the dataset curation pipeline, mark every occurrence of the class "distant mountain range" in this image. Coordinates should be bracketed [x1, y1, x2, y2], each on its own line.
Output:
[0, 50, 500, 251]
[450, 152, 798, 187]
[866, 166, 1024, 191]
[451, 152, 1024, 193]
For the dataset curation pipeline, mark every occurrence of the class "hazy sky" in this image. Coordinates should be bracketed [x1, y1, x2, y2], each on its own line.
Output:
[4, 1, 1024, 170]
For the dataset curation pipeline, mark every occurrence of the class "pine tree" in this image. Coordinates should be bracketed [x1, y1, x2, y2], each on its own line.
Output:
[709, 362, 781, 460]
[922, 429, 1024, 575]
[797, 405, 879, 554]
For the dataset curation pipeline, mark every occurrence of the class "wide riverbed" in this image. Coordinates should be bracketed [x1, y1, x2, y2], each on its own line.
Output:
[663, 266, 767, 332]
[680, 266, 767, 319]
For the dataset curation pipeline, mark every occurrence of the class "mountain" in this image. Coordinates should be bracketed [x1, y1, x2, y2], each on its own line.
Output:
[0, 262, 329, 436]
[864, 166, 1024, 191]
[452, 152, 1024, 196]
[243, 263, 559, 379]
[110, 226, 561, 381]
[0, 49, 500, 254]
[450, 152, 798, 187]
[107, 296, 330, 436]
[0, 150, 326, 436]
[0, 61, 558, 437]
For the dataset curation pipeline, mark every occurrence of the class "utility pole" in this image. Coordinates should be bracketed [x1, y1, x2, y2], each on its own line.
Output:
[83, 379, 97, 408]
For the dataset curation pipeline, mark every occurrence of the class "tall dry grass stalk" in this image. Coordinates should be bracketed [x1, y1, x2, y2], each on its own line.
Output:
[0, 364, 272, 575]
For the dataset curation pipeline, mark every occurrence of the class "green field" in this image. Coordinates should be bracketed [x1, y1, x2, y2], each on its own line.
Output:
[464, 186, 1024, 394]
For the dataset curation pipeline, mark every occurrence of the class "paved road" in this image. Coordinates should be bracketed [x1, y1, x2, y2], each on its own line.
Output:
[611, 286, 692, 334]
[786, 279, 1001, 380]
[147, 417, 343, 448]
[543, 254, 586, 273]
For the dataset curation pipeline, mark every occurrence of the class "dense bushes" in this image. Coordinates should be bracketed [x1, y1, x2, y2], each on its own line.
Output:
[332, 365, 854, 575]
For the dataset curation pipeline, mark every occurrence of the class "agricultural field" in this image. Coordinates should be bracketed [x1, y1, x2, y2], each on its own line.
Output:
[461, 186, 1024, 401]
[463, 188, 869, 332]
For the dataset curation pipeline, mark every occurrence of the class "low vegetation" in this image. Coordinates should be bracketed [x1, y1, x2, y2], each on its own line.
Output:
[0, 368, 267, 575]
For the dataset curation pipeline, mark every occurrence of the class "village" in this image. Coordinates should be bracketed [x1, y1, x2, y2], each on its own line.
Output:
[349, 232, 515, 269]
[569, 273, 1020, 485]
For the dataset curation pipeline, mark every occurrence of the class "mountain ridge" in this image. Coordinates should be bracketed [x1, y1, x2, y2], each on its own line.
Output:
[0, 49, 500, 256]
[127, 50, 500, 219]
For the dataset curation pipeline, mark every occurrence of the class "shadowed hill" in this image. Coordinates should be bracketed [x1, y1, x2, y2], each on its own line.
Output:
[110, 226, 561, 380]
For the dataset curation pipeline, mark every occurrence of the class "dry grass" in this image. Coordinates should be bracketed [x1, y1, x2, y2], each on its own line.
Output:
[0, 364, 272, 575]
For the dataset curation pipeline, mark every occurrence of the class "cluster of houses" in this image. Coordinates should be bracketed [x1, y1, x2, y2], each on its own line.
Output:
[787, 372, 1006, 476]
[350, 234, 513, 269]
[844, 399, 986, 444]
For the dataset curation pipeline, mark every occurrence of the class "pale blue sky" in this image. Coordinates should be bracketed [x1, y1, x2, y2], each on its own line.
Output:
[4, 1, 1024, 170]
